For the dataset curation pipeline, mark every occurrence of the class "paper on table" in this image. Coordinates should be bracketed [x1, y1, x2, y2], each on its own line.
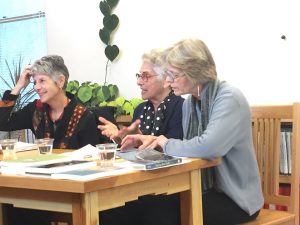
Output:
[51, 162, 132, 181]
[15, 142, 38, 152]
[61, 144, 100, 160]
[0, 154, 70, 167]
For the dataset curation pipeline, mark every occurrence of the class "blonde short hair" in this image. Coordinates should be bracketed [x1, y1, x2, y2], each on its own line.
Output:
[165, 39, 217, 85]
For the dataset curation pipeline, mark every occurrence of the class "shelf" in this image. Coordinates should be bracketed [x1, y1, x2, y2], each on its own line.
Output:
[279, 175, 291, 184]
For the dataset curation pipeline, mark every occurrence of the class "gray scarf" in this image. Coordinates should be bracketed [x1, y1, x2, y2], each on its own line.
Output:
[186, 78, 221, 192]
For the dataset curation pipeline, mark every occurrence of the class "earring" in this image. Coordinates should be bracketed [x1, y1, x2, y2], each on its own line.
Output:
[197, 85, 200, 97]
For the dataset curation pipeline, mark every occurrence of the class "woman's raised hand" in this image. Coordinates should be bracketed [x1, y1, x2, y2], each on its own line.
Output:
[11, 65, 32, 95]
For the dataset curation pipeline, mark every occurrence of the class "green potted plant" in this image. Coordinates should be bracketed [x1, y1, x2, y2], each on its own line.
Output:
[66, 80, 119, 108]
[99, 0, 120, 85]
[105, 96, 144, 117]
[66, 80, 144, 124]
[104, 96, 144, 125]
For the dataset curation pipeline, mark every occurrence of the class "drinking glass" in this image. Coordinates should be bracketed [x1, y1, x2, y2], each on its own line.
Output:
[0, 139, 18, 160]
[35, 138, 54, 154]
[96, 143, 118, 167]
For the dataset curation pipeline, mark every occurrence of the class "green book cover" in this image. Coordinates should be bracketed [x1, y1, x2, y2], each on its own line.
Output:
[1, 154, 69, 167]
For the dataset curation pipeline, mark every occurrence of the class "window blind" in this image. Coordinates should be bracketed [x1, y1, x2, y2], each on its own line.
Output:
[0, 11, 46, 97]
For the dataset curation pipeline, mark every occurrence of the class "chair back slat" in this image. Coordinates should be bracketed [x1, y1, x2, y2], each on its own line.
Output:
[251, 103, 300, 225]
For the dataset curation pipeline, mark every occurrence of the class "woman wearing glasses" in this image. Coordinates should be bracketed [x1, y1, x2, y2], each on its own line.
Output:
[121, 39, 263, 225]
[99, 48, 184, 144]
[99, 49, 184, 225]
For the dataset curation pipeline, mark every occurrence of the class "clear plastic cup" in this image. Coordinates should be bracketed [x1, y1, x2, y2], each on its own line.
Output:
[35, 138, 54, 155]
[0, 139, 18, 160]
[96, 143, 118, 167]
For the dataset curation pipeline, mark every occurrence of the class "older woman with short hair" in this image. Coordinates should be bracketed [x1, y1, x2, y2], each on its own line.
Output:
[0, 55, 100, 225]
[99, 49, 184, 225]
[99, 48, 183, 143]
[0, 55, 99, 149]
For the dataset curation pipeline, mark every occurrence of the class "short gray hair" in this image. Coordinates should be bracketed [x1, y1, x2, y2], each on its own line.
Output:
[165, 39, 217, 85]
[142, 48, 165, 80]
[31, 55, 69, 89]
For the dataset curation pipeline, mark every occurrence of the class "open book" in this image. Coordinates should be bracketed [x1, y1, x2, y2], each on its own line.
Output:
[0, 153, 97, 176]
[51, 164, 131, 181]
[117, 148, 183, 170]
[24, 160, 97, 175]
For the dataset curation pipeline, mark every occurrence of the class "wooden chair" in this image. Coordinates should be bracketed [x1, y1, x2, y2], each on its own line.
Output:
[240, 103, 300, 225]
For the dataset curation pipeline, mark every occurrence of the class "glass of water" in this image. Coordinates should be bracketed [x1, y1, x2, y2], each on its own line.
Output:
[0, 139, 18, 160]
[35, 138, 54, 154]
[96, 143, 118, 167]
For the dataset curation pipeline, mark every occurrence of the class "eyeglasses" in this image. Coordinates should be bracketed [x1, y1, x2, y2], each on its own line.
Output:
[136, 72, 158, 82]
[165, 70, 185, 81]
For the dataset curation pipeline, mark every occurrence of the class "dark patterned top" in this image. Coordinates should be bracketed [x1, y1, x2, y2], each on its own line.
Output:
[133, 91, 184, 139]
[0, 91, 99, 149]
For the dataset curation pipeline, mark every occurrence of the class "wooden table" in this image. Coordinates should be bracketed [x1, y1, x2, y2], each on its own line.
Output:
[0, 150, 220, 225]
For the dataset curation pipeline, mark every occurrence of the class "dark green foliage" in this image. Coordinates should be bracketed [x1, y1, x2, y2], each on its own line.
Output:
[66, 80, 143, 117]
[99, 0, 120, 84]
[66, 80, 119, 108]
[0, 57, 36, 111]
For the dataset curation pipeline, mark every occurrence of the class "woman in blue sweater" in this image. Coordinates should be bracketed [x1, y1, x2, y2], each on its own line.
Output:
[121, 39, 264, 225]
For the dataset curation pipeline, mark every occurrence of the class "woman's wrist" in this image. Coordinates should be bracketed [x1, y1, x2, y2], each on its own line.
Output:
[157, 135, 168, 149]
[11, 85, 22, 95]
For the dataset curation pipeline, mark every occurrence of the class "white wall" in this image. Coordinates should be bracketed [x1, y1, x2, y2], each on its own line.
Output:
[45, 0, 300, 105]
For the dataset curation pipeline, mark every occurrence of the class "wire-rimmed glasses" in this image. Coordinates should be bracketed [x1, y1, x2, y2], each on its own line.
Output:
[165, 70, 185, 82]
[136, 72, 158, 82]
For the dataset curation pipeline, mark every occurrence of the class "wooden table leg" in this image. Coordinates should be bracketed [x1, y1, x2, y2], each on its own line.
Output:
[72, 194, 86, 225]
[71, 192, 100, 225]
[0, 203, 3, 225]
[180, 169, 202, 225]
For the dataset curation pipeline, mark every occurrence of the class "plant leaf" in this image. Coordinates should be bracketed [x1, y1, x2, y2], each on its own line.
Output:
[0, 57, 37, 111]
[99, 28, 110, 45]
[103, 14, 119, 31]
[108, 84, 119, 99]
[123, 101, 133, 115]
[107, 0, 119, 9]
[99, 1, 111, 16]
[130, 98, 144, 109]
[107, 101, 117, 107]
[105, 45, 119, 61]
[99, 101, 108, 107]
[115, 96, 126, 106]
[77, 86, 93, 103]
[96, 85, 110, 102]
[101, 85, 110, 100]
[66, 80, 79, 94]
